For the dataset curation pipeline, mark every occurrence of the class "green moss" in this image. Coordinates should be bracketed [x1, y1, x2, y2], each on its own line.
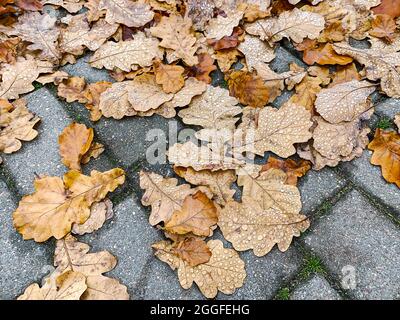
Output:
[299, 254, 326, 280]
[376, 117, 393, 130]
[275, 287, 290, 300]
[33, 81, 43, 90]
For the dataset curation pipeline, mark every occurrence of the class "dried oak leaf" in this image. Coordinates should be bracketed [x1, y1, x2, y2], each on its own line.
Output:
[369, 14, 397, 42]
[213, 48, 241, 72]
[207, 26, 244, 50]
[330, 63, 360, 86]
[368, 129, 400, 187]
[57, 76, 87, 103]
[153, 239, 246, 298]
[0, 98, 40, 154]
[288, 75, 322, 112]
[150, 14, 198, 66]
[171, 237, 211, 267]
[174, 166, 236, 206]
[99, 0, 154, 27]
[5, 12, 60, 62]
[218, 197, 309, 256]
[245, 8, 325, 43]
[13, 168, 125, 242]
[81, 141, 104, 164]
[333, 42, 400, 98]
[205, 10, 244, 40]
[72, 199, 113, 235]
[261, 156, 311, 186]
[395, 114, 400, 132]
[0, 57, 53, 100]
[154, 59, 185, 94]
[37, 71, 69, 85]
[98, 81, 135, 119]
[0, 37, 23, 65]
[84, 0, 104, 22]
[18, 270, 87, 300]
[90, 32, 163, 72]
[186, 0, 215, 30]
[297, 40, 353, 65]
[15, 0, 42, 11]
[58, 123, 94, 171]
[251, 103, 313, 158]
[372, 0, 400, 18]
[237, 34, 275, 71]
[164, 191, 218, 237]
[178, 85, 241, 130]
[315, 80, 376, 124]
[140, 170, 211, 226]
[227, 70, 269, 107]
[81, 81, 112, 122]
[55, 235, 129, 300]
[186, 53, 217, 84]
[238, 168, 302, 213]
[59, 13, 118, 55]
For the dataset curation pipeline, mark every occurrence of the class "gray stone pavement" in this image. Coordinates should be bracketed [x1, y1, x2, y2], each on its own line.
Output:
[1, 44, 399, 300]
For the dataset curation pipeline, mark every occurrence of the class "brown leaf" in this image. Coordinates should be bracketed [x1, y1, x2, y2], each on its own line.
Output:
[372, 0, 400, 18]
[297, 40, 353, 65]
[227, 70, 269, 107]
[205, 10, 244, 40]
[150, 14, 198, 66]
[57, 77, 87, 103]
[81, 141, 104, 165]
[0, 98, 40, 154]
[154, 60, 185, 94]
[368, 129, 400, 188]
[15, 0, 42, 11]
[330, 63, 360, 86]
[37, 71, 69, 85]
[58, 123, 94, 171]
[261, 156, 311, 186]
[164, 191, 218, 237]
[13, 168, 125, 242]
[219, 197, 309, 256]
[42, 0, 83, 13]
[81, 81, 112, 122]
[369, 14, 397, 41]
[0, 37, 23, 64]
[207, 26, 244, 50]
[186, 53, 216, 84]
[171, 237, 211, 267]
[288, 75, 322, 112]
[153, 239, 246, 298]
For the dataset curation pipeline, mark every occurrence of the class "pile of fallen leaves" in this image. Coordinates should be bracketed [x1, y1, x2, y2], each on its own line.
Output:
[1, 0, 400, 299]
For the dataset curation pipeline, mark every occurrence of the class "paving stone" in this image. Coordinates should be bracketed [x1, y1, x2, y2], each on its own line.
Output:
[298, 168, 346, 215]
[94, 116, 183, 167]
[270, 45, 306, 73]
[62, 54, 114, 83]
[340, 151, 400, 216]
[374, 98, 400, 119]
[0, 180, 53, 300]
[291, 275, 341, 300]
[304, 190, 400, 300]
[81, 195, 161, 299]
[3, 88, 71, 195]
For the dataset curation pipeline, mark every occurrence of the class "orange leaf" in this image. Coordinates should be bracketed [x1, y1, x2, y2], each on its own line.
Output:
[171, 237, 211, 267]
[261, 156, 311, 186]
[368, 129, 400, 188]
[227, 70, 269, 107]
[187, 53, 217, 84]
[207, 27, 244, 50]
[372, 0, 400, 18]
[298, 41, 353, 66]
[154, 59, 185, 93]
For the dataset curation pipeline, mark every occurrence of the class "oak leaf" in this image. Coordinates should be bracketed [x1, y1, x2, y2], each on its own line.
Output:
[227, 70, 269, 107]
[298, 41, 353, 65]
[369, 14, 397, 41]
[237, 34, 275, 71]
[368, 129, 400, 187]
[18, 270, 87, 300]
[315, 80, 376, 124]
[186, 53, 217, 84]
[0, 98, 40, 154]
[330, 63, 360, 86]
[58, 123, 94, 171]
[89, 32, 163, 72]
[153, 239, 246, 298]
[154, 60, 185, 94]
[37, 71, 69, 85]
[150, 14, 198, 66]
[178, 85, 241, 130]
[218, 197, 309, 256]
[13, 168, 125, 242]
[81, 81, 112, 122]
[205, 10, 243, 40]
[81, 141, 104, 165]
[372, 0, 400, 18]
[42, 0, 83, 13]
[57, 77, 87, 103]
[333, 42, 400, 98]
[98, 81, 136, 119]
[164, 191, 218, 237]
[99, 0, 154, 27]
[288, 75, 322, 112]
[170, 237, 211, 267]
[174, 166, 236, 206]
[207, 26, 244, 50]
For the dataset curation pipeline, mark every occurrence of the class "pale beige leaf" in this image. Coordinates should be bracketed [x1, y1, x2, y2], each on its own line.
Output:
[4, 12, 60, 61]
[153, 239, 246, 298]
[154, 60, 185, 94]
[72, 199, 113, 235]
[315, 80, 376, 124]
[84, 0, 105, 22]
[218, 197, 309, 256]
[150, 14, 198, 66]
[237, 167, 302, 213]
[90, 32, 163, 72]
[0, 99, 40, 154]
[18, 270, 87, 300]
[256, 63, 306, 91]
[82, 275, 129, 300]
[0, 57, 53, 100]
[42, 0, 84, 13]
[205, 10, 244, 40]
[178, 85, 241, 130]
[238, 34, 275, 71]
[246, 8, 325, 43]
[99, 81, 137, 119]
[99, 0, 154, 27]
[174, 166, 236, 206]
[395, 114, 400, 132]
[333, 42, 400, 98]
